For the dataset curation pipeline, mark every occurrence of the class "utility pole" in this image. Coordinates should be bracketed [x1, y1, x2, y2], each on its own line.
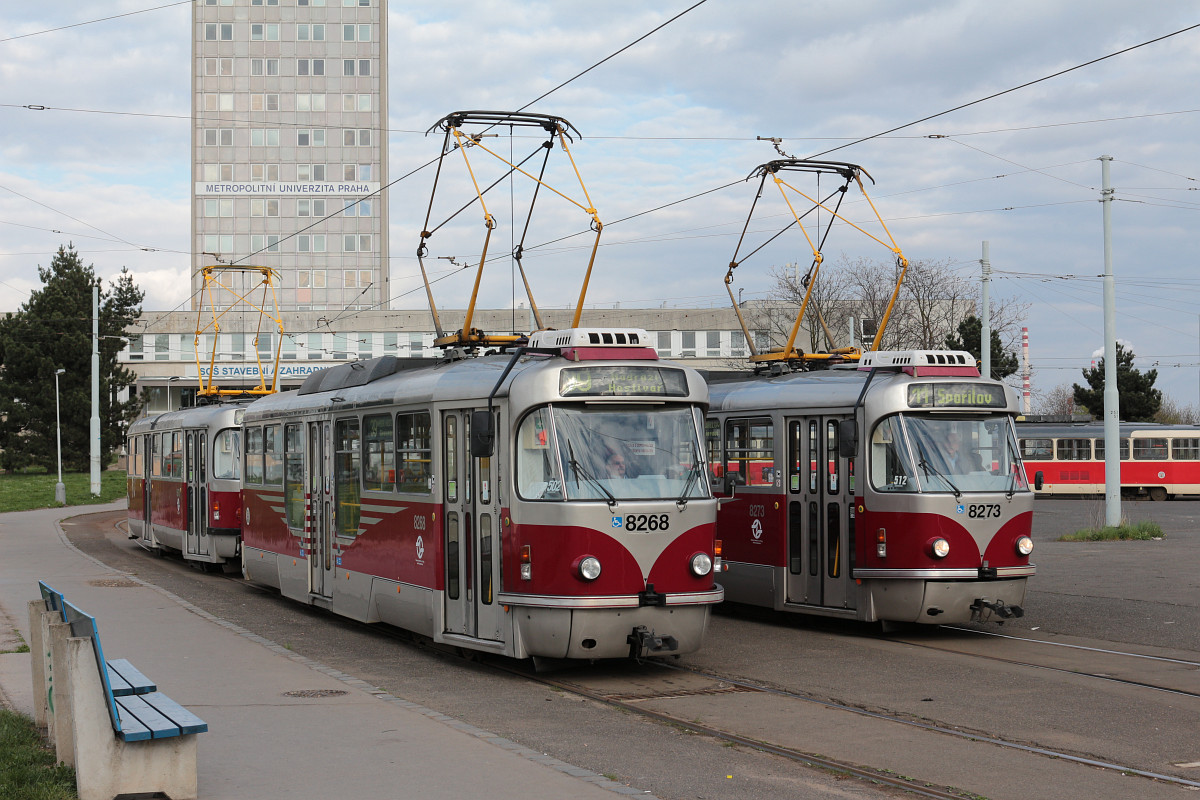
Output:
[1100, 156, 1120, 527]
[91, 284, 101, 496]
[980, 241, 991, 381]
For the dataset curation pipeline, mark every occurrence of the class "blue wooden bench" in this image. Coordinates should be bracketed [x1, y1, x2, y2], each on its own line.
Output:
[38, 582, 158, 698]
[36, 582, 206, 800]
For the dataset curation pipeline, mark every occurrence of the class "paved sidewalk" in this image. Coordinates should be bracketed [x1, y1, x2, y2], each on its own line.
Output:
[0, 503, 655, 800]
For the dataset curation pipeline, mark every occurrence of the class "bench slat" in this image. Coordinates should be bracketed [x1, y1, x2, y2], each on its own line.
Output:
[115, 694, 181, 740]
[105, 658, 157, 696]
[137, 692, 208, 736]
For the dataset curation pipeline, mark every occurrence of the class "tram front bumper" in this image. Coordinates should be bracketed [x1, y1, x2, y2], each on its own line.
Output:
[868, 577, 1029, 625]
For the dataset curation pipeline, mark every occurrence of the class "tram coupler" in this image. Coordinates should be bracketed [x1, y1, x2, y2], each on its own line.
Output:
[627, 625, 679, 658]
[638, 583, 667, 607]
[970, 598, 1024, 622]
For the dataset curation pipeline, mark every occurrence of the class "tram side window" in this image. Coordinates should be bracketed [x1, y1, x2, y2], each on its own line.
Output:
[705, 418, 722, 481]
[212, 428, 241, 480]
[1019, 438, 1053, 461]
[516, 408, 563, 500]
[245, 426, 264, 484]
[284, 424, 304, 529]
[1172, 438, 1200, 460]
[1132, 438, 1168, 460]
[788, 421, 802, 493]
[869, 416, 916, 492]
[167, 432, 184, 479]
[396, 412, 432, 493]
[1056, 438, 1091, 461]
[1093, 438, 1130, 460]
[363, 414, 395, 492]
[128, 438, 140, 477]
[335, 418, 361, 537]
[725, 417, 775, 487]
[263, 424, 283, 486]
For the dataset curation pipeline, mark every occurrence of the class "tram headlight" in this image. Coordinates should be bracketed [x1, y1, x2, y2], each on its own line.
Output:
[1016, 535, 1034, 556]
[928, 537, 950, 559]
[575, 555, 602, 582]
[690, 552, 713, 577]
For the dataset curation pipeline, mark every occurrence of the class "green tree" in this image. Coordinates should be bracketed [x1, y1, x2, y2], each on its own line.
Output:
[1072, 342, 1161, 422]
[0, 245, 144, 472]
[943, 315, 1018, 380]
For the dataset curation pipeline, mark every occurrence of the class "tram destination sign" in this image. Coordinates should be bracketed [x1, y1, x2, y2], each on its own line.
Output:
[907, 382, 1006, 409]
[560, 366, 689, 397]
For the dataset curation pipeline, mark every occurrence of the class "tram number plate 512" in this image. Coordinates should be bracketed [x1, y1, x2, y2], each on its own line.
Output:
[967, 504, 1001, 519]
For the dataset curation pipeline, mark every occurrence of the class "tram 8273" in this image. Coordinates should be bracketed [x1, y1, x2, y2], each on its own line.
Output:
[705, 350, 1035, 627]
[127, 402, 247, 567]
[240, 328, 722, 661]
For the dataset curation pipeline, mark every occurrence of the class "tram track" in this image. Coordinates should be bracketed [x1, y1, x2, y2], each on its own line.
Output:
[878, 624, 1200, 699]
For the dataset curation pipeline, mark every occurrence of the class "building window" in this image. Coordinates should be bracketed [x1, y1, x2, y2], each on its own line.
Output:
[343, 24, 371, 42]
[251, 23, 280, 41]
[203, 58, 233, 76]
[297, 58, 325, 76]
[202, 164, 234, 181]
[250, 164, 280, 181]
[297, 199, 327, 217]
[656, 331, 672, 356]
[296, 24, 325, 41]
[344, 234, 372, 252]
[344, 269, 372, 289]
[296, 234, 327, 253]
[204, 23, 233, 41]
[681, 331, 696, 357]
[249, 94, 280, 112]
[707, 330, 722, 356]
[342, 94, 372, 112]
[203, 129, 234, 147]
[297, 129, 326, 147]
[127, 335, 143, 361]
[297, 164, 326, 182]
[731, 330, 746, 357]
[343, 198, 371, 217]
[250, 129, 280, 147]
[250, 235, 280, 253]
[250, 199, 280, 217]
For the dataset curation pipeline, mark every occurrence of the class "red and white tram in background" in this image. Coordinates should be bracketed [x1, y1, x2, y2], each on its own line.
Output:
[1016, 422, 1200, 500]
[175, 328, 723, 661]
[704, 350, 1036, 627]
[127, 402, 246, 568]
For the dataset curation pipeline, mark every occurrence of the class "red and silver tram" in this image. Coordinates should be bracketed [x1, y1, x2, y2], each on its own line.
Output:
[1016, 422, 1200, 500]
[239, 328, 722, 661]
[705, 350, 1035, 626]
[126, 402, 246, 568]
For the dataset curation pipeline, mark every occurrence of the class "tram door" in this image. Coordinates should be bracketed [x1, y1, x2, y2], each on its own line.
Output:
[308, 421, 333, 599]
[139, 435, 153, 545]
[142, 433, 160, 548]
[185, 430, 211, 557]
[786, 416, 855, 611]
[441, 410, 504, 642]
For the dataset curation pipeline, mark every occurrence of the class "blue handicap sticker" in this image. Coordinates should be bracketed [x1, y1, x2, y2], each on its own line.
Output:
[956, 504, 965, 514]
[612, 516, 623, 528]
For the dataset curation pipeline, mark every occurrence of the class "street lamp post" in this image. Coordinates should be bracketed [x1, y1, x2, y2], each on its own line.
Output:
[54, 368, 66, 505]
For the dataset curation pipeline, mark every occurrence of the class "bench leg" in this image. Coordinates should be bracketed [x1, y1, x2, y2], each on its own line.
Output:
[28, 600, 54, 732]
[65, 637, 199, 800]
[48, 621, 76, 767]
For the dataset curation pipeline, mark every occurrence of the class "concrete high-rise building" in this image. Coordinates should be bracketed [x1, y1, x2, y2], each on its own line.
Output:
[191, 0, 388, 312]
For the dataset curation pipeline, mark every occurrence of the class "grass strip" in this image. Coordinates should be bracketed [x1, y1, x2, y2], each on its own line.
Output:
[0, 709, 76, 800]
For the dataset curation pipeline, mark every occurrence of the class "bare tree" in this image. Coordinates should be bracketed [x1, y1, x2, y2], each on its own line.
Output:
[1154, 394, 1200, 424]
[1032, 383, 1079, 417]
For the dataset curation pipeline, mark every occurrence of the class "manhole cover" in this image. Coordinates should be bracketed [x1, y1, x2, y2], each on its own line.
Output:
[282, 689, 349, 698]
[87, 578, 141, 588]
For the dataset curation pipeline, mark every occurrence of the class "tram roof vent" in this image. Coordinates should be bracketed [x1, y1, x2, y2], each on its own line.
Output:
[528, 327, 654, 350]
[858, 350, 980, 377]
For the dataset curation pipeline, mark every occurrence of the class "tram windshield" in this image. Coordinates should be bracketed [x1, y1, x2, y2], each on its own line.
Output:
[869, 414, 1028, 494]
[211, 428, 241, 480]
[516, 404, 709, 501]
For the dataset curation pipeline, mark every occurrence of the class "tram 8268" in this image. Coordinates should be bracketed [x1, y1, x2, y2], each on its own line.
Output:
[239, 329, 722, 661]
[127, 402, 247, 567]
[704, 350, 1035, 626]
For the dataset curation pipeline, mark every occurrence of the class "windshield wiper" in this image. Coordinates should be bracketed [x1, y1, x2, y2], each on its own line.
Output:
[676, 443, 702, 509]
[916, 442, 961, 500]
[567, 441, 617, 508]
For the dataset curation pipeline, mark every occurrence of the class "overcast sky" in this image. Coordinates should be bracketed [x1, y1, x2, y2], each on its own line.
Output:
[3, 1, 1200, 406]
